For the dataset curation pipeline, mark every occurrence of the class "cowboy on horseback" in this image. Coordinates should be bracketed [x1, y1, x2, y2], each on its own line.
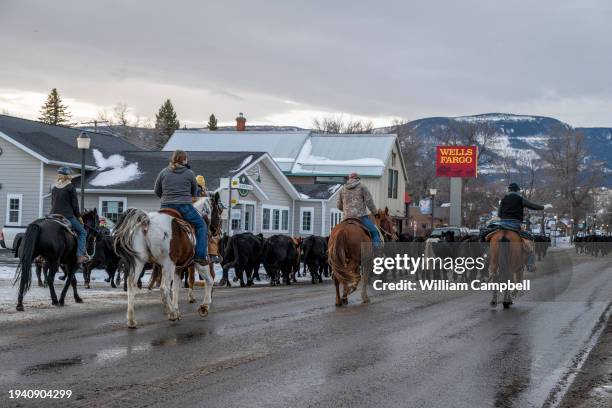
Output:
[496, 182, 552, 271]
[51, 167, 88, 264]
[154, 150, 209, 264]
[336, 172, 382, 246]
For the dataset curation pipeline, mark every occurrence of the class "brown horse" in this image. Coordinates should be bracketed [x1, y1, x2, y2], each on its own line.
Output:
[328, 208, 396, 306]
[487, 230, 527, 308]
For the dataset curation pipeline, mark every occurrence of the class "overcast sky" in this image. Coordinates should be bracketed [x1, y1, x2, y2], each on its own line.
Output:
[1, 0, 611, 128]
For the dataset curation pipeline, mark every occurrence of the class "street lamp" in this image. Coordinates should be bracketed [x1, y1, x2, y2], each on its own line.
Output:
[429, 188, 437, 230]
[77, 132, 91, 212]
[553, 215, 558, 247]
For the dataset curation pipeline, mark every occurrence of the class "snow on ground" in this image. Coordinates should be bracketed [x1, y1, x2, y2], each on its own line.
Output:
[0, 263, 312, 323]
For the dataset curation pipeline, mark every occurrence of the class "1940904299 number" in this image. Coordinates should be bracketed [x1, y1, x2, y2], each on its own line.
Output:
[9, 389, 72, 399]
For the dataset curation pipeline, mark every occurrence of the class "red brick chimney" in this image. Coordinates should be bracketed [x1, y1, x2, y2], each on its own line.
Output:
[236, 112, 246, 131]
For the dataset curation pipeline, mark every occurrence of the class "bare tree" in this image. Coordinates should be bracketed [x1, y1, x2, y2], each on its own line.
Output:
[113, 103, 130, 126]
[312, 115, 373, 134]
[541, 125, 604, 226]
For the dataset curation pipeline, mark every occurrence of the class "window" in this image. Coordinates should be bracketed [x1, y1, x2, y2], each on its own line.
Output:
[263, 208, 271, 230]
[330, 209, 342, 230]
[231, 218, 241, 230]
[262, 205, 290, 233]
[99, 197, 127, 224]
[5, 194, 23, 226]
[387, 169, 398, 199]
[300, 207, 314, 234]
[392, 152, 397, 166]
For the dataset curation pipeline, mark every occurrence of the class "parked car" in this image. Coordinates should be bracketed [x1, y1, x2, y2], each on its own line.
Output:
[0, 226, 26, 251]
[430, 226, 470, 240]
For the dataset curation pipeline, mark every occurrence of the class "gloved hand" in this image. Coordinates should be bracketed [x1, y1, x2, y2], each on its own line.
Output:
[543, 204, 553, 210]
[79, 216, 84, 224]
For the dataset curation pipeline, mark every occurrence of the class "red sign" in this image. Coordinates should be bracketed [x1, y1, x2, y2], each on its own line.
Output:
[435, 145, 478, 178]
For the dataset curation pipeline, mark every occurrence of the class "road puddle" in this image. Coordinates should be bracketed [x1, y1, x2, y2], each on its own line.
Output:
[22, 355, 90, 375]
[95, 343, 152, 364]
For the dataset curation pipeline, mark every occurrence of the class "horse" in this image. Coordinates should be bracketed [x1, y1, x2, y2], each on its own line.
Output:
[15, 209, 100, 311]
[328, 208, 396, 306]
[113, 198, 214, 328]
[487, 230, 527, 309]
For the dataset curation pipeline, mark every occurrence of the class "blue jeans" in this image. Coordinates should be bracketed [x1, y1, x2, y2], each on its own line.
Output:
[161, 203, 208, 259]
[67, 217, 87, 257]
[361, 215, 381, 247]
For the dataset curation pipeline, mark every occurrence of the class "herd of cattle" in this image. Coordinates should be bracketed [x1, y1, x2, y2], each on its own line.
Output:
[25, 228, 610, 291]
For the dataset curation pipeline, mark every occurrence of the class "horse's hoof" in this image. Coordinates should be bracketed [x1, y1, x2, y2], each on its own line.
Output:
[111, 283, 117, 289]
[127, 321, 138, 329]
[75, 297, 83, 304]
[503, 301, 512, 309]
[362, 297, 370, 304]
[16, 304, 24, 312]
[52, 300, 59, 306]
[240, 282, 246, 288]
[342, 298, 348, 305]
[198, 305, 209, 317]
[168, 312, 180, 321]
[247, 280, 254, 287]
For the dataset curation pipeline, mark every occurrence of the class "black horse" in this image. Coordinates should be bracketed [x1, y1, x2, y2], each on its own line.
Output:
[15, 210, 99, 311]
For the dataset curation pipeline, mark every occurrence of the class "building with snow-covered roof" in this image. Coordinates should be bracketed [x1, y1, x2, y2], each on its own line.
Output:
[164, 118, 409, 234]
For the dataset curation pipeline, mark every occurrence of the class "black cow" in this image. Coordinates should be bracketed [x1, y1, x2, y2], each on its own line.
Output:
[301, 235, 328, 284]
[262, 235, 300, 286]
[533, 234, 551, 261]
[83, 235, 122, 288]
[221, 232, 264, 287]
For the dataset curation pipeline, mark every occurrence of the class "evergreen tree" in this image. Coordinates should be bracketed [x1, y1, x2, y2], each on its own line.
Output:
[207, 114, 218, 130]
[154, 99, 180, 147]
[39, 88, 71, 125]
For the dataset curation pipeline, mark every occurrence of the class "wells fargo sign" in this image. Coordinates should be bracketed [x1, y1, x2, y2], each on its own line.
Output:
[435, 145, 478, 178]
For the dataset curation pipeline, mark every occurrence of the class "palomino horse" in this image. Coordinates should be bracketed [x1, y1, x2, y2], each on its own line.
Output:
[487, 230, 527, 309]
[113, 199, 214, 328]
[328, 208, 396, 306]
[15, 210, 100, 311]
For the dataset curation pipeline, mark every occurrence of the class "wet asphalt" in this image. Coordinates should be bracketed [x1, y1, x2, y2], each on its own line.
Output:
[0, 249, 610, 408]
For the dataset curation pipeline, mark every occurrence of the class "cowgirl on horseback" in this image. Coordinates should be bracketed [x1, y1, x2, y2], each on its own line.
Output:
[51, 167, 88, 264]
[336, 172, 382, 246]
[154, 150, 208, 264]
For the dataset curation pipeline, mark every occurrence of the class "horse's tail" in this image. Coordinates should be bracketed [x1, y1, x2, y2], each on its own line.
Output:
[328, 228, 359, 284]
[14, 223, 41, 294]
[113, 208, 149, 278]
[498, 235, 510, 282]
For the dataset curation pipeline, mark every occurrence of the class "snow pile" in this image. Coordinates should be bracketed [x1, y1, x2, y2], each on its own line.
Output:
[299, 193, 310, 199]
[90, 149, 142, 187]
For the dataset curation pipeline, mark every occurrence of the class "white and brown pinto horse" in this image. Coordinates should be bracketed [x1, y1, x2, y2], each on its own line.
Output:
[113, 197, 213, 328]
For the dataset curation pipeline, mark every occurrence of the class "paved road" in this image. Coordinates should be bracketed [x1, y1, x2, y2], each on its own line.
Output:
[0, 249, 610, 408]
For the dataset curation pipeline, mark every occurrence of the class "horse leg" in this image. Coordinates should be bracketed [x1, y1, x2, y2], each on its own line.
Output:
[127, 259, 145, 328]
[36, 262, 44, 287]
[169, 265, 182, 321]
[188, 266, 196, 303]
[58, 264, 75, 306]
[361, 266, 370, 304]
[334, 276, 342, 307]
[71, 270, 83, 303]
[341, 281, 349, 305]
[47, 262, 60, 306]
[159, 262, 173, 318]
[196, 263, 214, 317]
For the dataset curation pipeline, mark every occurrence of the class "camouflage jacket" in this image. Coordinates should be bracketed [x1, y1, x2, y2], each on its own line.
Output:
[337, 179, 377, 219]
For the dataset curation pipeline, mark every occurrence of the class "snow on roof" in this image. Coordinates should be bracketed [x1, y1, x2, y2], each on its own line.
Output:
[291, 134, 395, 176]
[163, 130, 310, 172]
[89, 149, 142, 186]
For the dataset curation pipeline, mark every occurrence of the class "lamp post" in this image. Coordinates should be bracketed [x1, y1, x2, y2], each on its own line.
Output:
[553, 215, 558, 247]
[429, 188, 437, 230]
[77, 132, 91, 212]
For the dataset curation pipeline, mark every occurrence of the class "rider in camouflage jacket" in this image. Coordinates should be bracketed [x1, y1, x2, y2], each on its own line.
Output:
[337, 173, 380, 245]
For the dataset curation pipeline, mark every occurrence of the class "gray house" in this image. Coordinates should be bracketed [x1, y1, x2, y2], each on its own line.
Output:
[0, 115, 140, 232]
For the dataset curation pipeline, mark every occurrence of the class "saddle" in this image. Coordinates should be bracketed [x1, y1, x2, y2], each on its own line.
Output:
[483, 220, 533, 242]
[43, 214, 77, 237]
[158, 208, 183, 219]
[341, 218, 372, 239]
